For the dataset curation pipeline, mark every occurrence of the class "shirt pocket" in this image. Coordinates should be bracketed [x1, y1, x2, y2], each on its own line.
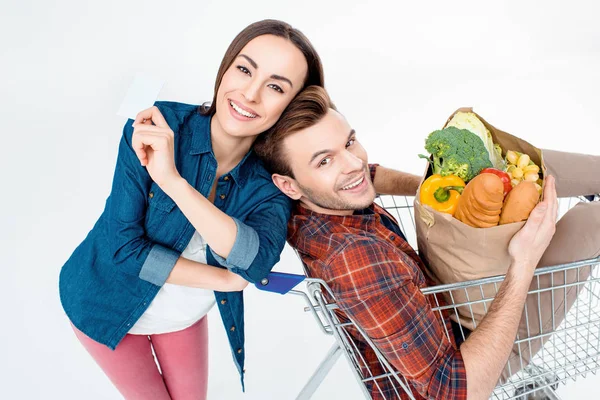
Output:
[145, 182, 177, 236]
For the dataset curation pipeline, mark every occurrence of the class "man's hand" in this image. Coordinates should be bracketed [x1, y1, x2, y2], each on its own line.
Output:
[132, 106, 181, 188]
[508, 175, 558, 274]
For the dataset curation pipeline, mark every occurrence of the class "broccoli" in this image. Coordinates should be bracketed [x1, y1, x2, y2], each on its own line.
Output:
[419, 126, 493, 182]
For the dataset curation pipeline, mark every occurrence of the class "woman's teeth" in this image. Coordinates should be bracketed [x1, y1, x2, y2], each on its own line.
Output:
[342, 177, 364, 190]
[230, 101, 257, 118]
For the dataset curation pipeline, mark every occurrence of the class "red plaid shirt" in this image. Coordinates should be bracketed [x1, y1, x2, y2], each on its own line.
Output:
[287, 168, 467, 400]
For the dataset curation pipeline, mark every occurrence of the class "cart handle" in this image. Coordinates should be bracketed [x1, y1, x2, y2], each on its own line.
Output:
[254, 272, 306, 294]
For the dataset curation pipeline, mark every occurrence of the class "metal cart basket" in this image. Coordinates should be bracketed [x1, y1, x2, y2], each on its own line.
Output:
[256, 195, 600, 399]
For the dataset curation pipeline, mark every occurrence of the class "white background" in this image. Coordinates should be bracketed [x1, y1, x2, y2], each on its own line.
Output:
[3, 0, 600, 399]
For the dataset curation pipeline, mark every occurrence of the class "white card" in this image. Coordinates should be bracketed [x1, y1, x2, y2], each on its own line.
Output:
[117, 73, 165, 120]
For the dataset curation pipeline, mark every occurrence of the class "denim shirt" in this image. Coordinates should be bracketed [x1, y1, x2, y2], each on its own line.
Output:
[59, 101, 292, 389]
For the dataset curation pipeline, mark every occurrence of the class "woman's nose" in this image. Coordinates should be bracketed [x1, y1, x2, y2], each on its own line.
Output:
[242, 79, 261, 103]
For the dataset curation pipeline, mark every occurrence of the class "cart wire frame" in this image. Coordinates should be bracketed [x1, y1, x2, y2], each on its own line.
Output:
[257, 195, 600, 399]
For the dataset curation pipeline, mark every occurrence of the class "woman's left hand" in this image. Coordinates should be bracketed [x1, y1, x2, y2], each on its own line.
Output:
[132, 106, 181, 187]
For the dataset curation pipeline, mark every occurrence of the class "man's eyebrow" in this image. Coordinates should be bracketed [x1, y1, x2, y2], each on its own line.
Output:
[309, 129, 356, 164]
[237, 54, 293, 88]
[347, 129, 356, 141]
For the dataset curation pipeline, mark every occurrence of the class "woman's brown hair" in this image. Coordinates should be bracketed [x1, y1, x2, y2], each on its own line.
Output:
[200, 19, 324, 116]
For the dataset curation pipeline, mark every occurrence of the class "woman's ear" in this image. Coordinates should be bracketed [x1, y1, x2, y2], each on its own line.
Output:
[272, 174, 302, 200]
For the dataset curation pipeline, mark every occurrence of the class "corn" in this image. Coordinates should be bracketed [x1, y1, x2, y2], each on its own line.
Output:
[534, 183, 543, 196]
[511, 179, 521, 187]
[517, 154, 531, 169]
[506, 150, 519, 165]
[506, 165, 516, 179]
[524, 171, 539, 182]
[512, 167, 524, 179]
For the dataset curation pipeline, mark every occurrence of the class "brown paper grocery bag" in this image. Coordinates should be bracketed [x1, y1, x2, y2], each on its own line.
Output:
[415, 107, 547, 329]
[416, 108, 600, 379]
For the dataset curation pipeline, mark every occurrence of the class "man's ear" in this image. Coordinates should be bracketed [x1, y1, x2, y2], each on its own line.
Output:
[272, 174, 302, 200]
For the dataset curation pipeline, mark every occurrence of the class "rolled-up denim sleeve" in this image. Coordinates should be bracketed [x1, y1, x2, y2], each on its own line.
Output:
[105, 120, 180, 287]
[215, 192, 292, 283]
[209, 217, 259, 270]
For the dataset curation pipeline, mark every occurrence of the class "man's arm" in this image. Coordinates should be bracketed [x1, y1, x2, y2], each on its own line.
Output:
[459, 261, 532, 398]
[460, 176, 558, 399]
[372, 165, 421, 196]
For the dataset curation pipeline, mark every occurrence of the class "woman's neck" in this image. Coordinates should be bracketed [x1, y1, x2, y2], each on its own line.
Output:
[210, 115, 255, 171]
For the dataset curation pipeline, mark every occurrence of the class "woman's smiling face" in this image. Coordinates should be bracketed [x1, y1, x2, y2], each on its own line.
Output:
[213, 34, 308, 139]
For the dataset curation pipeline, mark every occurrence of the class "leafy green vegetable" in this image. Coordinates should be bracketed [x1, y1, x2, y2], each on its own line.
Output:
[446, 112, 506, 170]
[419, 126, 493, 182]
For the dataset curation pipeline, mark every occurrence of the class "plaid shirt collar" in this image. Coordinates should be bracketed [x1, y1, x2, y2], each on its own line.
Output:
[290, 201, 384, 229]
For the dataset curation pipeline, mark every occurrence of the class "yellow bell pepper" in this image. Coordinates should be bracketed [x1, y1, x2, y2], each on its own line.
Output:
[419, 174, 465, 215]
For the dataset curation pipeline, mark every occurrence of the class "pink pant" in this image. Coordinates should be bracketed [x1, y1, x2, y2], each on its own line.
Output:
[72, 317, 209, 400]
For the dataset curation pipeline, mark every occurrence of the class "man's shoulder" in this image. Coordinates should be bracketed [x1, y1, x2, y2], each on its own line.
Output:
[291, 216, 412, 299]
[288, 213, 378, 265]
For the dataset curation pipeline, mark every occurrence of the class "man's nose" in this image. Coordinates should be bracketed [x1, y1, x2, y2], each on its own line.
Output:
[341, 150, 364, 174]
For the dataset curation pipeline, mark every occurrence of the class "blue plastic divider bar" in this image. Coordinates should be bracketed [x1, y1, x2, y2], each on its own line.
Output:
[254, 271, 306, 294]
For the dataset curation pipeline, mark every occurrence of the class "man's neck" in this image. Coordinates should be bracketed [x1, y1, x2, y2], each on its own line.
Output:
[298, 199, 355, 216]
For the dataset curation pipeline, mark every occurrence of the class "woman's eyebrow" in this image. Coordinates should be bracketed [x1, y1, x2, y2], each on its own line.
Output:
[237, 54, 293, 88]
[271, 74, 293, 88]
[238, 54, 257, 69]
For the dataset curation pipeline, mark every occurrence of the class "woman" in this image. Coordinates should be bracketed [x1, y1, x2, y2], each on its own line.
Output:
[59, 19, 324, 399]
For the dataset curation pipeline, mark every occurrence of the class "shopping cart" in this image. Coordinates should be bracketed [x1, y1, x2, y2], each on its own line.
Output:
[256, 195, 600, 399]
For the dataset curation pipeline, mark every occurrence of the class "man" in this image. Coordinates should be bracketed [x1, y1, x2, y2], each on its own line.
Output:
[254, 86, 558, 400]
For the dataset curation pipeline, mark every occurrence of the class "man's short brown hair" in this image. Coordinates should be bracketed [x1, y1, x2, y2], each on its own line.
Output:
[254, 85, 336, 177]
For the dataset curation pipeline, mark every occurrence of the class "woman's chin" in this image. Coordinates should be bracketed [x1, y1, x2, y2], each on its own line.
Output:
[224, 124, 262, 139]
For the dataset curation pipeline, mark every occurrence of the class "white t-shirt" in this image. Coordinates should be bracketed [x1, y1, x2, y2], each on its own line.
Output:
[129, 231, 216, 335]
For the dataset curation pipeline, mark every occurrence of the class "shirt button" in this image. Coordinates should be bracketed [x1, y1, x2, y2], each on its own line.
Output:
[237, 348, 243, 354]
[390, 235, 395, 241]
[220, 299, 227, 305]
[149, 192, 154, 199]
[230, 326, 236, 332]
[220, 194, 226, 200]
[224, 176, 230, 181]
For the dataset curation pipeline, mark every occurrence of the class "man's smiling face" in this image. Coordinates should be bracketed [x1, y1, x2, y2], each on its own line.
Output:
[282, 108, 376, 215]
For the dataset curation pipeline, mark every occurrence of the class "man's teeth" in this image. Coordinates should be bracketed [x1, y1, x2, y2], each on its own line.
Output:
[342, 177, 364, 190]
[230, 101, 257, 118]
